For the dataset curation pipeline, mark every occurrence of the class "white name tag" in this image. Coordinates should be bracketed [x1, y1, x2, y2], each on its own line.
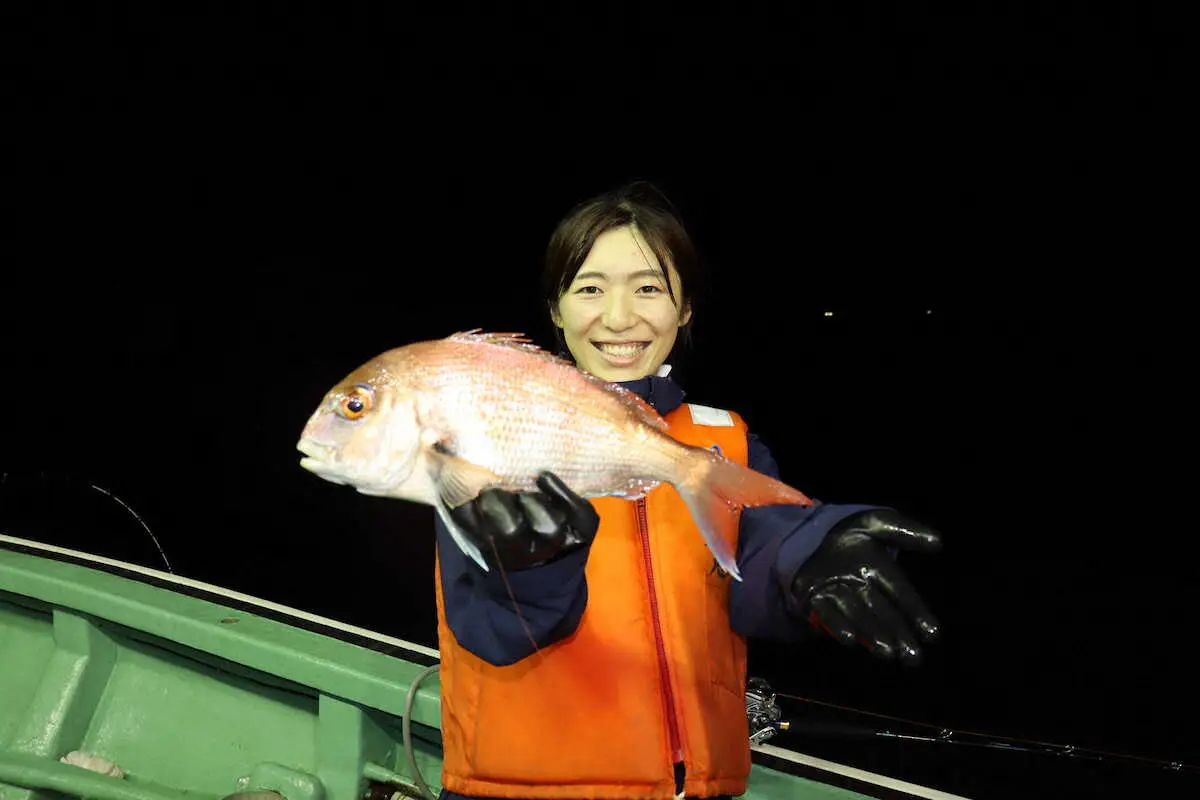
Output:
[687, 403, 734, 427]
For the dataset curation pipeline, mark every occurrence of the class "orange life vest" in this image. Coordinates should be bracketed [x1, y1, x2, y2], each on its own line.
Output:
[434, 403, 754, 799]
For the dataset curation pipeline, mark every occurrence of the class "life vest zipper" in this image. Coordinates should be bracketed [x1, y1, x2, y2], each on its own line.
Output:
[636, 497, 684, 767]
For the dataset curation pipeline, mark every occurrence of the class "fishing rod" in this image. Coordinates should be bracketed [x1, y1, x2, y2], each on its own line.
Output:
[746, 678, 1197, 775]
[5, 470, 1192, 779]
[0, 470, 174, 573]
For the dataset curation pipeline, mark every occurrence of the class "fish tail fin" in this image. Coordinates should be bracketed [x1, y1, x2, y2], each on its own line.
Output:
[675, 449, 814, 582]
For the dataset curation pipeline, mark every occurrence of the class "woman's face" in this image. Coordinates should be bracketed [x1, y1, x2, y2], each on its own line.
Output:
[552, 225, 691, 382]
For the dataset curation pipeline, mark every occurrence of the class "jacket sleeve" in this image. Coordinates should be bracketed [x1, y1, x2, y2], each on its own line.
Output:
[435, 512, 590, 666]
[728, 432, 888, 642]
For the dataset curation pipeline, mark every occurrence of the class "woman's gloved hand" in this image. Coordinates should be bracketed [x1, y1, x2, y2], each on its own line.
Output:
[448, 471, 600, 571]
[789, 509, 943, 665]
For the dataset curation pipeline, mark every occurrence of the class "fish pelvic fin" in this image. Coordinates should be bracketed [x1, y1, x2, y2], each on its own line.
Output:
[676, 449, 814, 582]
[435, 502, 490, 573]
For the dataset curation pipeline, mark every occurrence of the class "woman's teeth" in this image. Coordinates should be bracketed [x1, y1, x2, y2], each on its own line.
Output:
[596, 342, 648, 357]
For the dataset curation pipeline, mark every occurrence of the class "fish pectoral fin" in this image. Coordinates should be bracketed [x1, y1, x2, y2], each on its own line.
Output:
[428, 449, 502, 509]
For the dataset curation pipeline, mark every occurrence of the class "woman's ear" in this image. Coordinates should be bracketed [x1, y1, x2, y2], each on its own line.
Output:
[679, 302, 693, 326]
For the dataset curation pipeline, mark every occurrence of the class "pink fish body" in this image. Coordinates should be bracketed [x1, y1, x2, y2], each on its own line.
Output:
[297, 331, 813, 579]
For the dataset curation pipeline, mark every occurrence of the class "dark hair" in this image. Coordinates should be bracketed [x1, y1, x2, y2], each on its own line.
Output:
[542, 181, 705, 355]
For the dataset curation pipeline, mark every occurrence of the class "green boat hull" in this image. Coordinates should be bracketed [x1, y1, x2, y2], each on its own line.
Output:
[0, 535, 963, 800]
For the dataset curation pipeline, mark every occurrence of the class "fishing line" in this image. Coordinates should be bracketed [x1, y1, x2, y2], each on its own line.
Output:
[487, 536, 543, 656]
[775, 691, 1198, 774]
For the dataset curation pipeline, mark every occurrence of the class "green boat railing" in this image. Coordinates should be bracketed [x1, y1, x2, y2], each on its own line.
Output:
[0, 534, 968, 800]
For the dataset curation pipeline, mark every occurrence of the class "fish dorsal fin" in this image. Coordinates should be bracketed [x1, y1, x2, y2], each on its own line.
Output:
[448, 329, 534, 347]
[447, 330, 578, 368]
[446, 330, 668, 431]
[607, 383, 669, 431]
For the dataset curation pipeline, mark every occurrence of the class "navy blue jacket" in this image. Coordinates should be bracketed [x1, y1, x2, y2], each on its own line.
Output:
[434, 374, 885, 667]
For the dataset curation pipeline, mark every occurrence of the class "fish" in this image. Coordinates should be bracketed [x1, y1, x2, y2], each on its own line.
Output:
[296, 331, 814, 580]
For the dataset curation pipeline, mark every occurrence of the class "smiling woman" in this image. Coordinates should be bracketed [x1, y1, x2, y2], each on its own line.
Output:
[426, 180, 946, 800]
[554, 235, 691, 378]
[543, 181, 700, 378]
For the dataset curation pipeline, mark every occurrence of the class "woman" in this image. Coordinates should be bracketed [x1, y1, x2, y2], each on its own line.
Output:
[433, 182, 943, 800]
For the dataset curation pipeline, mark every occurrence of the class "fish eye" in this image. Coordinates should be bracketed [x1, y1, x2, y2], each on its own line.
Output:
[338, 386, 374, 420]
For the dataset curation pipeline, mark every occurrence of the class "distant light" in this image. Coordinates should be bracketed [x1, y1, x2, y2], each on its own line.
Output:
[926, 309, 932, 314]
[823, 311, 834, 317]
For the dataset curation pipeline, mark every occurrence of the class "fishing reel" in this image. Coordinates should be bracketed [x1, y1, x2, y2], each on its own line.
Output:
[745, 677, 790, 745]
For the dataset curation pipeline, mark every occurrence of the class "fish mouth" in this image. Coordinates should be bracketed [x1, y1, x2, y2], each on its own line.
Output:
[297, 439, 344, 482]
[297, 439, 327, 460]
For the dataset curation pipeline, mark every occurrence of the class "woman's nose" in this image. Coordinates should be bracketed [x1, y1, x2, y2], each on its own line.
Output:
[602, 292, 635, 330]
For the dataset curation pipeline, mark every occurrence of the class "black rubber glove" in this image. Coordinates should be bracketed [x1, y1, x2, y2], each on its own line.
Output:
[789, 509, 943, 665]
[448, 471, 600, 571]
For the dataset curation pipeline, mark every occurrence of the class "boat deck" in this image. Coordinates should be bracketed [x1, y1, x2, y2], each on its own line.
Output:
[0, 534, 967, 800]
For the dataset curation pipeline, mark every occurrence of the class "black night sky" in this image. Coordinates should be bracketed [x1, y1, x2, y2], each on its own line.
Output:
[1, 6, 1190, 799]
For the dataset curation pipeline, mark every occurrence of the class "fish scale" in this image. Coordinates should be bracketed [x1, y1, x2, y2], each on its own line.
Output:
[297, 330, 814, 580]
[414, 355, 662, 495]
